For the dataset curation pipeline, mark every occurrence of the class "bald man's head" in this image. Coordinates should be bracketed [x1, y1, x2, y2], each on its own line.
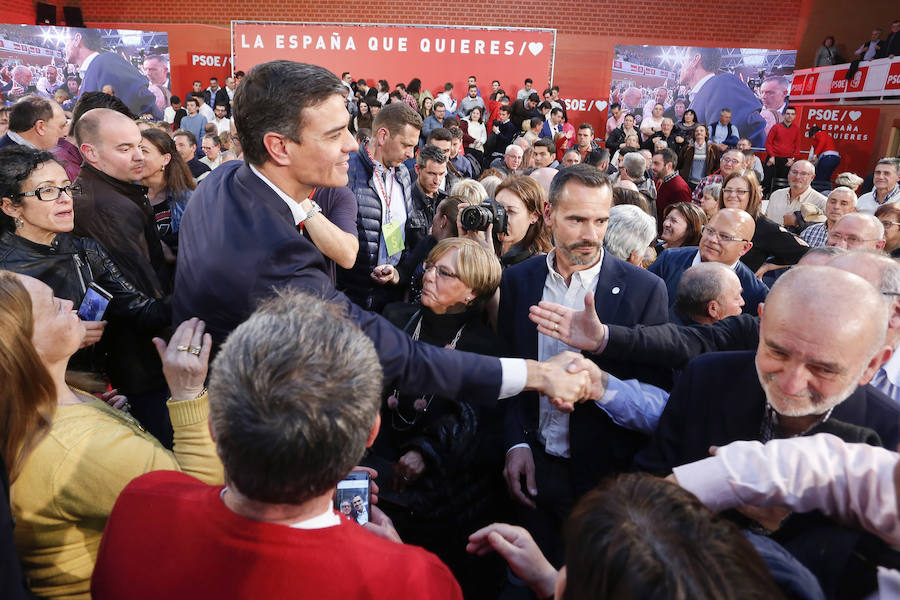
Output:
[827, 213, 885, 250]
[829, 251, 900, 347]
[76, 109, 144, 182]
[756, 266, 890, 419]
[529, 167, 557, 195]
[699, 208, 755, 265]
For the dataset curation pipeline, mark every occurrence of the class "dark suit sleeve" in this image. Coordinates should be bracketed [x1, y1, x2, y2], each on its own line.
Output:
[632, 360, 697, 474]
[755, 217, 809, 267]
[257, 236, 504, 404]
[603, 314, 760, 370]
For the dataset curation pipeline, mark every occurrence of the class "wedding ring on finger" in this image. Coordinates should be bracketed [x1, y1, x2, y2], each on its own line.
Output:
[188, 345, 202, 355]
[176, 345, 190, 352]
[554, 323, 559, 332]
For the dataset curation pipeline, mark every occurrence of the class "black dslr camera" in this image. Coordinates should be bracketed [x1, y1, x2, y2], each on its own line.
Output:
[460, 200, 509, 235]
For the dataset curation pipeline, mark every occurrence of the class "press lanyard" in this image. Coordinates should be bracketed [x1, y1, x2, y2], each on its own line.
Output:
[367, 143, 395, 223]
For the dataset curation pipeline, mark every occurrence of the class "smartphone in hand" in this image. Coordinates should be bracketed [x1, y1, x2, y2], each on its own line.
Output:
[335, 472, 370, 525]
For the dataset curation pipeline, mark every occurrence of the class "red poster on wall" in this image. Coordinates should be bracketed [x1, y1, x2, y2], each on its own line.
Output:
[232, 22, 555, 105]
[795, 105, 880, 178]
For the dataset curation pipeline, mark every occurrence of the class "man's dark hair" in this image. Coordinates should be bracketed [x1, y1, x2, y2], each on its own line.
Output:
[534, 138, 555, 154]
[688, 47, 722, 73]
[539, 101, 552, 111]
[433, 101, 445, 110]
[444, 82, 453, 91]
[585, 147, 610, 168]
[170, 95, 181, 105]
[214, 103, 227, 111]
[416, 144, 448, 168]
[426, 127, 453, 145]
[654, 147, 679, 170]
[356, 78, 366, 86]
[70, 91, 134, 135]
[234, 70, 245, 78]
[372, 101, 423, 135]
[233, 61, 347, 166]
[578, 122, 595, 135]
[551, 85, 559, 93]
[548, 163, 609, 208]
[528, 92, 540, 103]
[448, 126, 463, 141]
[364, 99, 382, 109]
[185, 96, 198, 106]
[395, 82, 406, 91]
[543, 88, 553, 97]
[173, 129, 198, 147]
[341, 72, 350, 79]
[610, 102, 621, 110]
[209, 290, 383, 505]
[75, 28, 103, 52]
[468, 84, 477, 91]
[784, 105, 796, 113]
[550, 107, 563, 117]
[388, 90, 402, 100]
[564, 473, 784, 600]
[499, 104, 511, 114]
[8, 95, 53, 133]
[203, 133, 221, 147]
[524, 78, 533, 85]
[209, 77, 218, 83]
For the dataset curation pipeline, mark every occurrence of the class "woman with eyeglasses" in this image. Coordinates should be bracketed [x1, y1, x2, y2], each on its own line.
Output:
[717, 171, 808, 275]
[0, 146, 170, 424]
[875, 204, 900, 258]
[369, 237, 507, 597]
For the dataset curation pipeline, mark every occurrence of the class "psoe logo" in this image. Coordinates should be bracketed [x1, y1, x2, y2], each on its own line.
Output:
[564, 99, 608, 112]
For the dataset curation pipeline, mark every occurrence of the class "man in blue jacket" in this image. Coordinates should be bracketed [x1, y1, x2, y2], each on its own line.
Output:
[649, 208, 768, 321]
[173, 60, 593, 415]
[680, 47, 766, 148]
[65, 28, 161, 119]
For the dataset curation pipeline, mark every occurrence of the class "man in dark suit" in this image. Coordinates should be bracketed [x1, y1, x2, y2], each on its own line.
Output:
[497, 164, 668, 564]
[679, 47, 767, 147]
[64, 28, 162, 119]
[202, 77, 230, 114]
[173, 61, 593, 421]
[649, 208, 769, 320]
[0, 95, 67, 151]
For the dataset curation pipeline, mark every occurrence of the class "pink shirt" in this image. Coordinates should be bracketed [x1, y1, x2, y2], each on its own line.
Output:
[673, 433, 900, 546]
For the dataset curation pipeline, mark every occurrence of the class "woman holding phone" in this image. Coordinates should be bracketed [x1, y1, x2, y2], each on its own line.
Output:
[0, 146, 171, 439]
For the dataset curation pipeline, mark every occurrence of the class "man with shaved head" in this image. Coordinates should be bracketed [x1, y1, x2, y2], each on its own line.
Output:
[72, 108, 172, 443]
[675, 262, 744, 325]
[649, 208, 768, 320]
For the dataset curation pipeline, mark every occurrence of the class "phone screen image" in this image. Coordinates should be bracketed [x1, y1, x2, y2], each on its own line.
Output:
[77, 285, 111, 321]
[335, 473, 370, 525]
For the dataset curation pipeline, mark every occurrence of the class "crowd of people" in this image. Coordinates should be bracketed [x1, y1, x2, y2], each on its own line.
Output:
[0, 55, 900, 600]
[816, 19, 900, 66]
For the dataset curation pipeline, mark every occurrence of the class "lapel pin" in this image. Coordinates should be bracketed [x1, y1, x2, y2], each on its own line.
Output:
[611, 287, 620, 295]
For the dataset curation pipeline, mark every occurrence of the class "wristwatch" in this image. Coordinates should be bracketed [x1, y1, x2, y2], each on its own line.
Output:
[301, 200, 322, 223]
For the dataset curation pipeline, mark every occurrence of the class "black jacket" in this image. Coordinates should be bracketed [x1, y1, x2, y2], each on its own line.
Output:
[0, 231, 170, 392]
[740, 215, 809, 272]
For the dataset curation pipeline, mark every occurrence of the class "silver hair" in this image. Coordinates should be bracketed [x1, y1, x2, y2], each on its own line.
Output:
[622, 152, 646, 179]
[449, 178, 487, 205]
[480, 175, 503, 197]
[703, 183, 722, 200]
[828, 185, 858, 207]
[505, 143, 523, 156]
[209, 290, 383, 504]
[604, 204, 657, 262]
[675, 262, 736, 320]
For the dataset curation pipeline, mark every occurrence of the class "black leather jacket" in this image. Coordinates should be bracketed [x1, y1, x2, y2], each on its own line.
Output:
[0, 231, 170, 392]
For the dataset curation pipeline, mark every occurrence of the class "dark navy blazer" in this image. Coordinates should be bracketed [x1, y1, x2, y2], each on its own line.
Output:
[80, 52, 162, 120]
[498, 251, 669, 494]
[688, 73, 767, 147]
[173, 161, 503, 403]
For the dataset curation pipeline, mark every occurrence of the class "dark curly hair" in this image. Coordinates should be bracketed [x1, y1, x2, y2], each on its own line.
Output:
[0, 146, 63, 232]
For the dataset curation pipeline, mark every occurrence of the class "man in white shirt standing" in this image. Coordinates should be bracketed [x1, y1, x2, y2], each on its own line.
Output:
[858, 158, 900, 214]
[765, 160, 826, 226]
[211, 103, 231, 136]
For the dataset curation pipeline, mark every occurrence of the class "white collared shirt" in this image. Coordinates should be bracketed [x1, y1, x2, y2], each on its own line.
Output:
[691, 249, 740, 270]
[7, 130, 34, 148]
[690, 73, 715, 98]
[219, 488, 341, 529]
[78, 51, 99, 77]
[536, 248, 605, 458]
[248, 163, 309, 225]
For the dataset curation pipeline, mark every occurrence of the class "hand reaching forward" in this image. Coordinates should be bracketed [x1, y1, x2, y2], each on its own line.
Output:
[467, 523, 557, 599]
[529, 291, 606, 353]
[525, 351, 593, 413]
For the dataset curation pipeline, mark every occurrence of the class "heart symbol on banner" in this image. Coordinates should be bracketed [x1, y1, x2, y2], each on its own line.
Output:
[594, 100, 608, 111]
[848, 110, 862, 121]
[528, 42, 543, 56]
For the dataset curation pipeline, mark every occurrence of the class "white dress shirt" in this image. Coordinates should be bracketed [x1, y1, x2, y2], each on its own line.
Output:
[765, 186, 827, 225]
[536, 249, 605, 458]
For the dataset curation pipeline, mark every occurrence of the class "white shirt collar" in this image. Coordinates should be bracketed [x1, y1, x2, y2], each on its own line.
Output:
[545, 247, 605, 285]
[7, 130, 34, 148]
[78, 51, 99, 76]
[690, 73, 715, 97]
[218, 488, 341, 529]
[249, 164, 309, 225]
[692, 248, 740, 269]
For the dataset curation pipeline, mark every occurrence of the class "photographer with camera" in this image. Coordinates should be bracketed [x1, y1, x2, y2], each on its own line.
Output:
[467, 175, 552, 268]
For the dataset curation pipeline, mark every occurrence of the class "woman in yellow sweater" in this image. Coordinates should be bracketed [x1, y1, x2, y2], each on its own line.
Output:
[1, 271, 223, 598]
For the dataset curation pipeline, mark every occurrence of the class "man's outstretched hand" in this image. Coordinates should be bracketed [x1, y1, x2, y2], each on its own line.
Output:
[529, 291, 606, 353]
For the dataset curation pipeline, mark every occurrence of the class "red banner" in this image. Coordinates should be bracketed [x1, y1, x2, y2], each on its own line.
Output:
[886, 62, 900, 91]
[795, 105, 880, 178]
[232, 22, 555, 104]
